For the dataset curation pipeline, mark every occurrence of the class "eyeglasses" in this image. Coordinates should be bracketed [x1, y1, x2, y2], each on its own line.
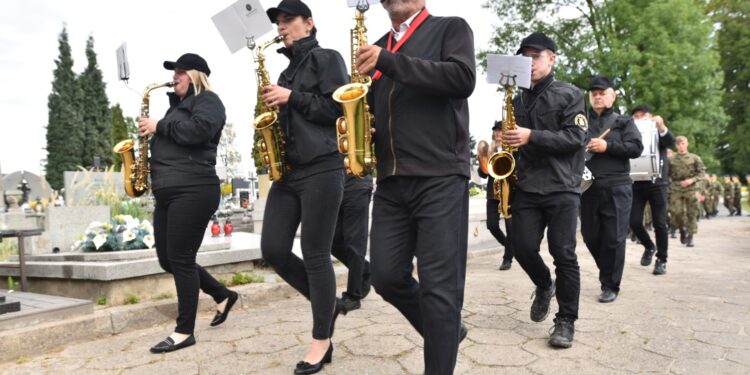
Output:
[522, 52, 551, 60]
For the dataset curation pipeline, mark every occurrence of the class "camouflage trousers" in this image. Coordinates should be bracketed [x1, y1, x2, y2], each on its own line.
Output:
[669, 190, 699, 234]
[724, 195, 736, 215]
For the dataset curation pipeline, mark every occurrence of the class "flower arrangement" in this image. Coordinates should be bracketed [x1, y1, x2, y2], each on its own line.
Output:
[72, 215, 155, 252]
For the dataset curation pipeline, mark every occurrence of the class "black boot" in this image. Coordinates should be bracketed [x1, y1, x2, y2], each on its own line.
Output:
[686, 234, 694, 247]
[679, 229, 687, 245]
[548, 318, 575, 348]
[640, 247, 656, 266]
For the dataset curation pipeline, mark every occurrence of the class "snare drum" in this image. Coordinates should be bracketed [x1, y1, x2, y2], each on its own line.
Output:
[630, 119, 661, 182]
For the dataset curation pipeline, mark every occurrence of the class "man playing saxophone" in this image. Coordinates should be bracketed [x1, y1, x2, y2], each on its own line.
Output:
[258, 1, 348, 373]
[499, 32, 586, 349]
[356, 0, 475, 373]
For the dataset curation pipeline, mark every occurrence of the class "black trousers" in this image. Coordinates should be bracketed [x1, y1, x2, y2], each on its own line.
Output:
[581, 184, 633, 292]
[153, 184, 229, 335]
[371, 176, 468, 375]
[486, 199, 514, 261]
[511, 190, 580, 320]
[261, 169, 344, 340]
[331, 188, 371, 300]
[630, 183, 669, 262]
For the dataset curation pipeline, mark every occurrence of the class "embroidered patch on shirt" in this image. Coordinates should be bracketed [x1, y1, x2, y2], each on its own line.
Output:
[575, 114, 588, 131]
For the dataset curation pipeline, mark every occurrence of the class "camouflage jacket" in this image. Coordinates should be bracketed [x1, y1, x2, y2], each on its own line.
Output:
[668, 152, 706, 191]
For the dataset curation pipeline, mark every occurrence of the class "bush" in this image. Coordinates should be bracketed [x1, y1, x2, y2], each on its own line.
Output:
[96, 296, 107, 305]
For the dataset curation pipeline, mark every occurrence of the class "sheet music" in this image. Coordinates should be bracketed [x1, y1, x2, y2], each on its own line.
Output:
[486, 54, 532, 89]
[212, 0, 274, 53]
[116, 43, 129, 81]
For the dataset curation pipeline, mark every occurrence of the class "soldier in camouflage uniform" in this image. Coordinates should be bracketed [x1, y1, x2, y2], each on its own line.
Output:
[732, 175, 743, 216]
[746, 175, 750, 216]
[668, 136, 705, 247]
[710, 174, 722, 217]
[723, 175, 735, 216]
[699, 175, 710, 220]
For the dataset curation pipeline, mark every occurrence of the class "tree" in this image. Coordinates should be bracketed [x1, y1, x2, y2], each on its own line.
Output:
[111, 104, 128, 171]
[481, 0, 726, 170]
[45, 27, 84, 190]
[709, 0, 750, 176]
[218, 122, 243, 179]
[78, 36, 111, 169]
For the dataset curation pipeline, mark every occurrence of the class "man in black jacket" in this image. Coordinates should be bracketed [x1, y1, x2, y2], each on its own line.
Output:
[581, 76, 643, 303]
[356, 0, 475, 373]
[629, 104, 675, 275]
[500, 32, 586, 349]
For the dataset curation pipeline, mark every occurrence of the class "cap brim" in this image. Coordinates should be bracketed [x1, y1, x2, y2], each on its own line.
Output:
[516, 44, 548, 55]
[267, 6, 302, 23]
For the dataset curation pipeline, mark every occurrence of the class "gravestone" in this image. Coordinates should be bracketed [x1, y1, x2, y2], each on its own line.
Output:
[1, 171, 50, 207]
[0, 294, 21, 315]
[0, 162, 5, 212]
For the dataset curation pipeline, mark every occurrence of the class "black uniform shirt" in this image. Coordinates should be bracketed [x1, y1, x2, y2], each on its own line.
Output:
[512, 73, 587, 195]
[586, 107, 643, 187]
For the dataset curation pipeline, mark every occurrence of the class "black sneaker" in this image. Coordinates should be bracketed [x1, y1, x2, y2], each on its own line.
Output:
[498, 259, 512, 271]
[548, 318, 575, 348]
[640, 247, 656, 266]
[653, 260, 667, 275]
[530, 281, 555, 322]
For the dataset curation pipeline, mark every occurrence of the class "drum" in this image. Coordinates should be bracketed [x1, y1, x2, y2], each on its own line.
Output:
[630, 119, 661, 182]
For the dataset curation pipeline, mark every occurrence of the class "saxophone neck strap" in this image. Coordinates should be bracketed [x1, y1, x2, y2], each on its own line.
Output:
[373, 8, 430, 81]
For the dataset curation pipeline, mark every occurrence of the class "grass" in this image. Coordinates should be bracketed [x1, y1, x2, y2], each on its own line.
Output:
[0, 238, 18, 262]
[154, 292, 173, 300]
[219, 272, 265, 287]
[96, 296, 107, 305]
[123, 294, 141, 305]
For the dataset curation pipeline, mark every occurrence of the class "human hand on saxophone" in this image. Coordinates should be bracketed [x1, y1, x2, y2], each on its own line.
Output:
[138, 117, 158, 136]
[502, 126, 532, 147]
[356, 44, 382, 76]
[262, 84, 291, 107]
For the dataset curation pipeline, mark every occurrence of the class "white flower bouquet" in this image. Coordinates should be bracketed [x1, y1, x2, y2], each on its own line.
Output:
[73, 215, 155, 252]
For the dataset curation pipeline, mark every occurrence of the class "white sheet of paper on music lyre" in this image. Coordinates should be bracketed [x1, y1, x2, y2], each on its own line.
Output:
[212, 0, 274, 53]
[347, 0, 380, 7]
[486, 55, 532, 89]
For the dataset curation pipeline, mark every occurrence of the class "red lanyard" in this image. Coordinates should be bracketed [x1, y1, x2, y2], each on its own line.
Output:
[372, 8, 430, 81]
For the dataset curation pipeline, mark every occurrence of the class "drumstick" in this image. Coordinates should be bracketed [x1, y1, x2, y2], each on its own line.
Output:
[597, 128, 611, 139]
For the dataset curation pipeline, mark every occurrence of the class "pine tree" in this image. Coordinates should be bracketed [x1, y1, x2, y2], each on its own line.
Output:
[79, 35, 111, 169]
[45, 27, 84, 190]
[111, 104, 128, 172]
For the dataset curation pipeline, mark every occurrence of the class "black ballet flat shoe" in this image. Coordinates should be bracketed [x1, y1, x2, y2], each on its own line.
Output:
[294, 343, 333, 375]
[149, 334, 196, 353]
[210, 290, 239, 327]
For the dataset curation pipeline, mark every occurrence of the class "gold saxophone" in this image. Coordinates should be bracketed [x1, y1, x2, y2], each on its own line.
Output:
[113, 81, 175, 198]
[332, 2, 376, 178]
[251, 35, 286, 181]
[487, 82, 518, 218]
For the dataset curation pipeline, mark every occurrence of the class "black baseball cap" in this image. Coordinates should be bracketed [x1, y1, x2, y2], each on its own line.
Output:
[630, 104, 651, 115]
[589, 76, 613, 90]
[267, 0, 312, 23]
[492, 121, 502, 130]
[516, 32, 557, 55]
[163, 53, 211, 76]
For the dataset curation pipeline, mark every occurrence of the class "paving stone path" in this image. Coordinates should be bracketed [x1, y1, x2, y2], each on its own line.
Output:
[3, 211, 749, 374]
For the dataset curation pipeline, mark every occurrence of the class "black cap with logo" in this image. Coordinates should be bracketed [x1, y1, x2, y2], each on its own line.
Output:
[163, 53, 211, 76]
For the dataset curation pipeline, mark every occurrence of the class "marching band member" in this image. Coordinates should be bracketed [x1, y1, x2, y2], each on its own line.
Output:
[356, 0, 475, 372]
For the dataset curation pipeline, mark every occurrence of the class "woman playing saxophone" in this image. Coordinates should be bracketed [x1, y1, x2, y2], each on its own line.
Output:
[137, 53, 239, 354]
[259, 1, 348, 374]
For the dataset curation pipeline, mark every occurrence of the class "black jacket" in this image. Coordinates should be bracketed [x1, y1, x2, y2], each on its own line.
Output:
[634, 126, 675, 188]
[150, 86, 225, 191]
[370, 13, 476, 181]
[586, 107, 643, 188]
[276, 36, 348, 180]
[513, 73, 587, 195]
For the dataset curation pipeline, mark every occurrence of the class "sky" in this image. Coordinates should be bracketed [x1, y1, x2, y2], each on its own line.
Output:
[0, 0, 503, 178]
